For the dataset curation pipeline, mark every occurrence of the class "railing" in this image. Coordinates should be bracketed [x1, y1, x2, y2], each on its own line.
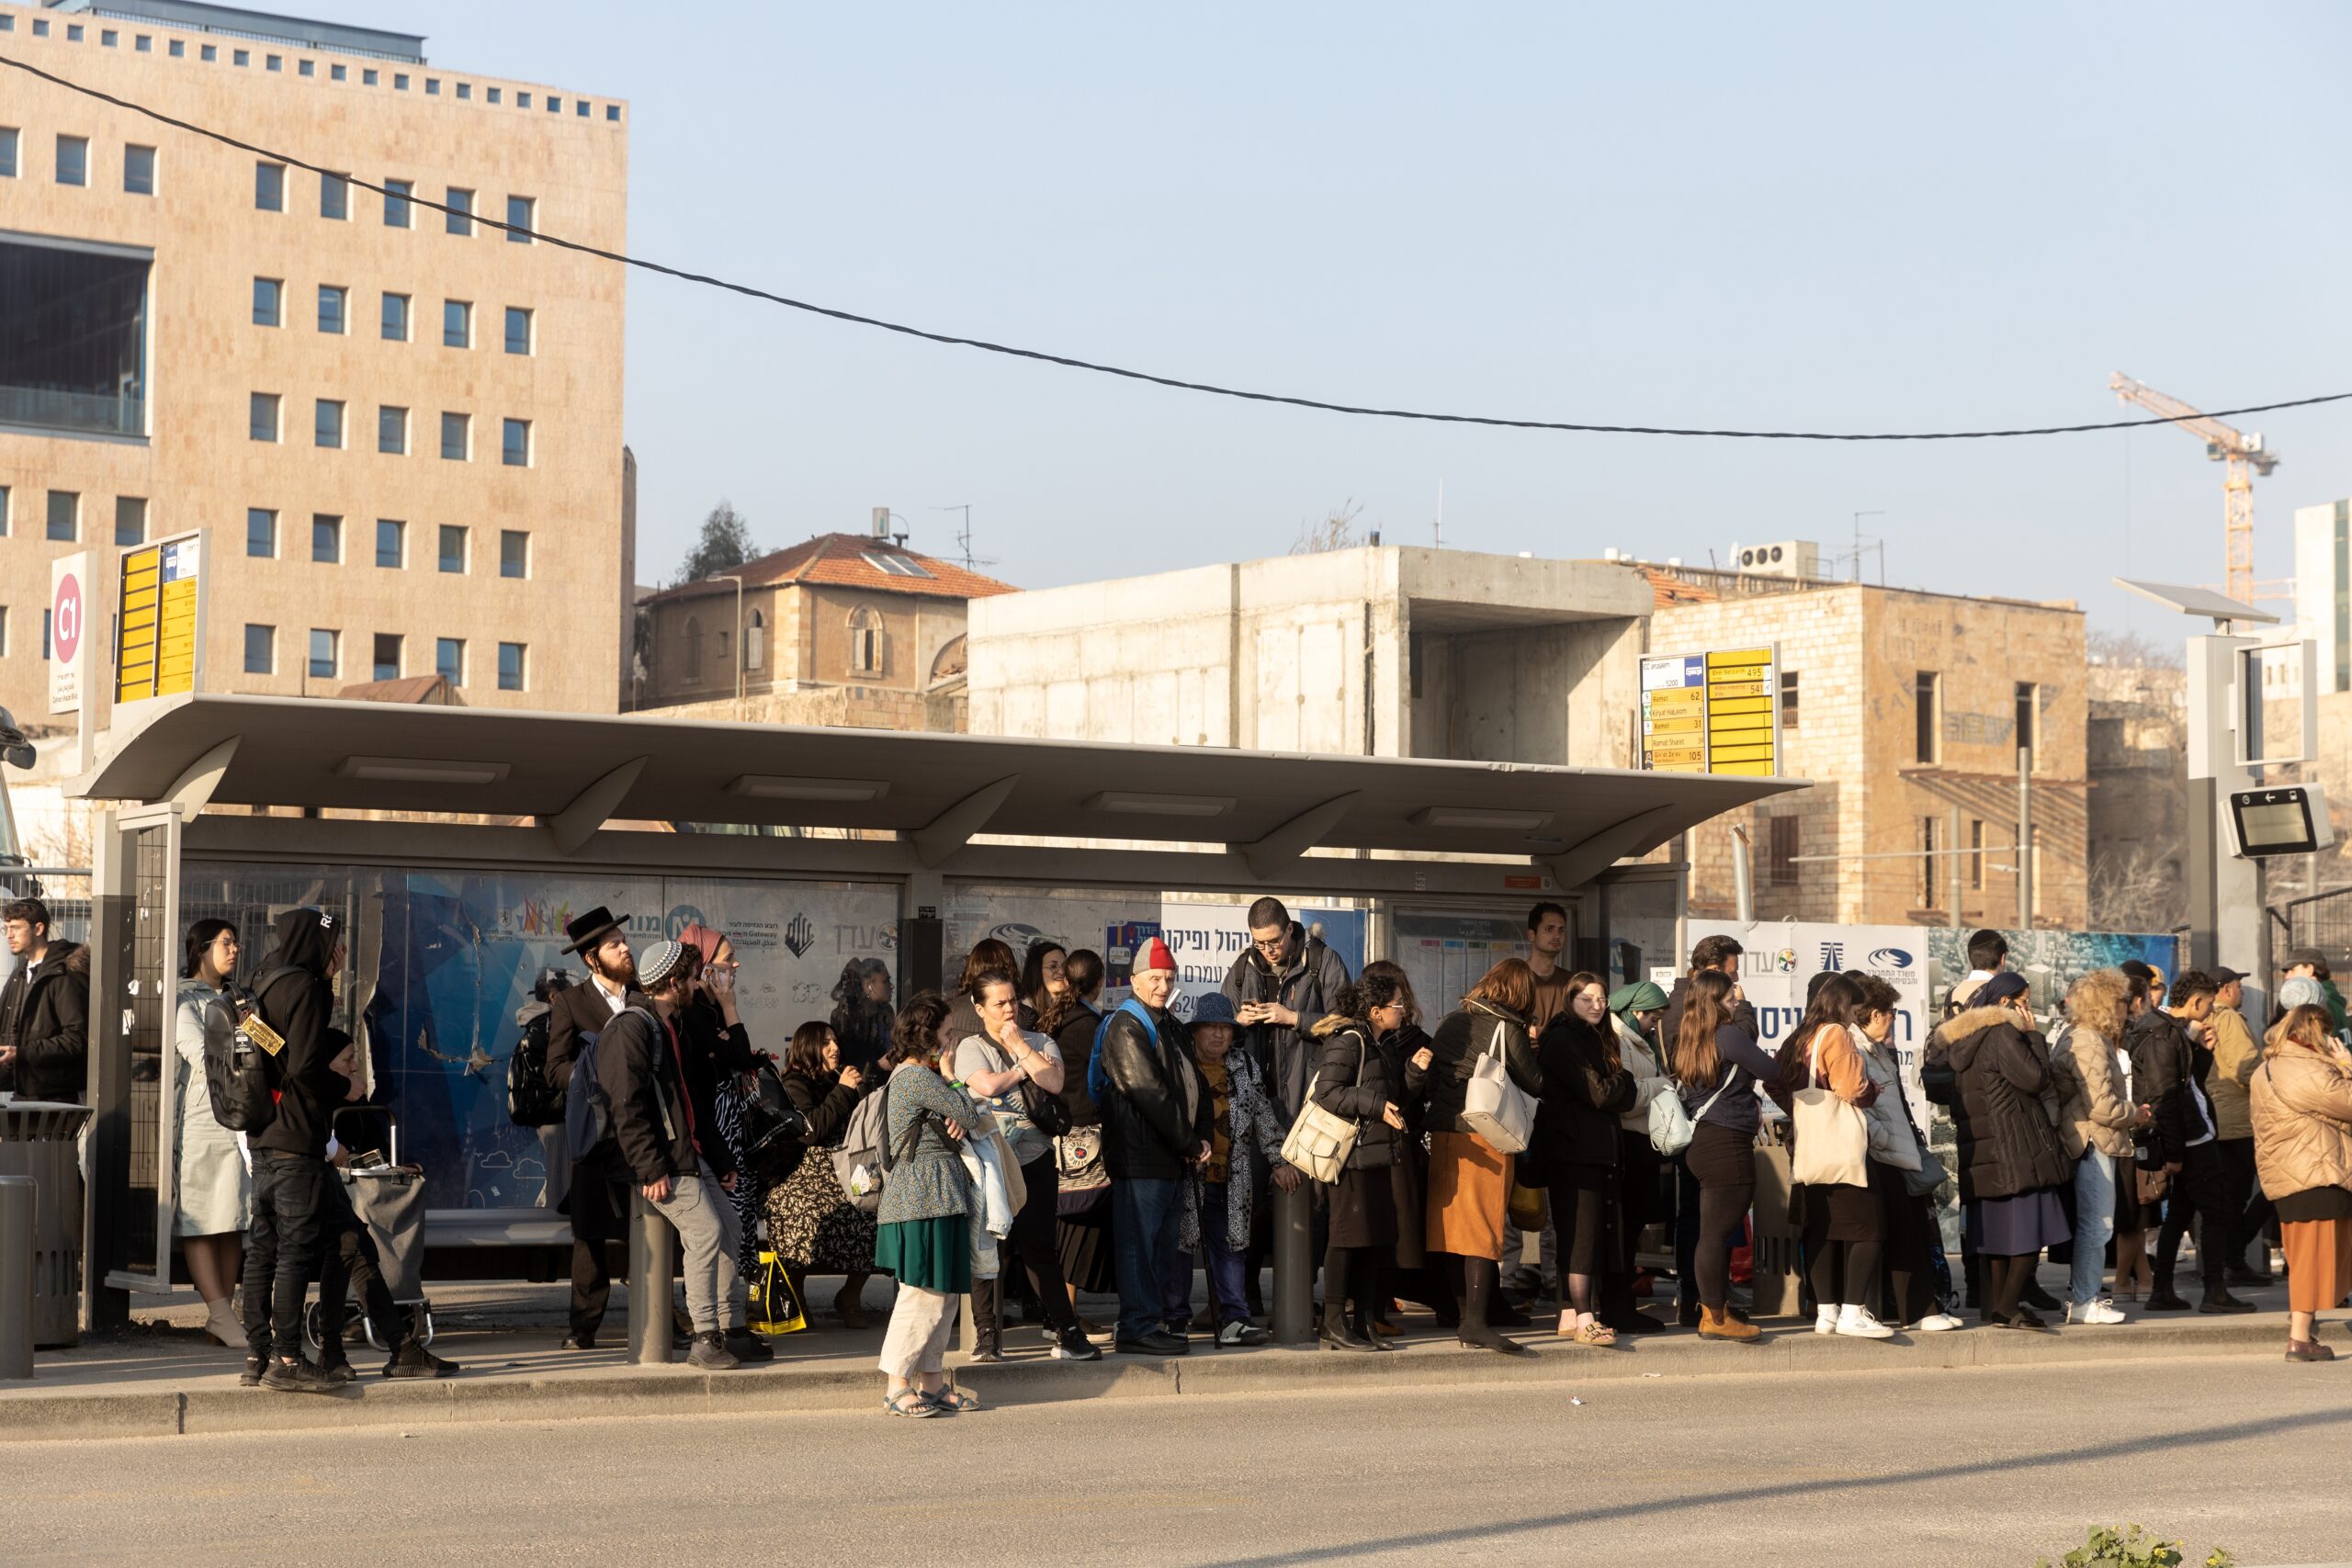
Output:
[2284, 887, 2352, 968]
[78, 6, 425, 63]
[0, 385, 145, 440]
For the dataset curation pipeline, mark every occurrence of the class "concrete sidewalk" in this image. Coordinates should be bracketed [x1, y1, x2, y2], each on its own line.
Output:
[0, 1273, 2328, 1442]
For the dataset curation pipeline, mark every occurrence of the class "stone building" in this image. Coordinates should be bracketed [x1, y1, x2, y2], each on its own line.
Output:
[635, 529, 1012, 730]
[2086, 657, 2188, 931]
[1648, 566, 2089, 930]
[0, 1, 632, 718]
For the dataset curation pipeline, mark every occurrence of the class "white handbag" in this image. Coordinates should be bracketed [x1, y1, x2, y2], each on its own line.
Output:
[1790, 1027, 1871, 1189]
[1460, 1019, 1537, 1156]
[1281, 1034, 1363, 1184]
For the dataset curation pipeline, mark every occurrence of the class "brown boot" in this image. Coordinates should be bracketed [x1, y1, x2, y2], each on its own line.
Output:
[1697, 1304, 1760, 1343]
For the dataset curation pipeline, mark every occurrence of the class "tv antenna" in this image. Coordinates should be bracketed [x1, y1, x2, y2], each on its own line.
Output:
[933, 504, 996, 570]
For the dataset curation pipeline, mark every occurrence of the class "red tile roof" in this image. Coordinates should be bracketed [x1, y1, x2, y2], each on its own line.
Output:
[1638, 567, 1718, 610]
[650, 534, 1016, 605]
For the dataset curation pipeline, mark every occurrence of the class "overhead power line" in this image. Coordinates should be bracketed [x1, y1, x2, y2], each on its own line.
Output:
[7, 51, 2349, 444]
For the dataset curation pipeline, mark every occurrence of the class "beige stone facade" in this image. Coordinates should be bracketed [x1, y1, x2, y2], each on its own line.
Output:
[0, 7, 630, 721]
[1651, 574, 2087, 930]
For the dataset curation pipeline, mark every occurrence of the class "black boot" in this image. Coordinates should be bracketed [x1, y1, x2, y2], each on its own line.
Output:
[2199, 1284, 2256, 1314]
[968, 1279, 1006, 1362]
[1456, 1258, 1536, 1358]
[1319, 1249, 1374, 1350]
[2144, 1269, 2193, 1313]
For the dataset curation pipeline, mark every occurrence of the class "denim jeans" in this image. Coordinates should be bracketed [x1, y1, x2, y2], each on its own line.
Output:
[648, 1159, 745, 1336]
[243, 1153, 330, 1361]
[2070, 1148, 2118, 1306]
[1112, 1176, 1186, 1342]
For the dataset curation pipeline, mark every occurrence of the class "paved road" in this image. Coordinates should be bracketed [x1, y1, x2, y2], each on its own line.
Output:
[8, 1351, 2346, 1566]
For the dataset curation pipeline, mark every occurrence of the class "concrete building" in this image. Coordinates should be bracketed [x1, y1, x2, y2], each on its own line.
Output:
[636, 527, 1014, 731]
[2295, 499, 2351, 696]
[1647, 561, 2089, 931]
[967, 545, 1651, 765]
[0, 0, 630, 720]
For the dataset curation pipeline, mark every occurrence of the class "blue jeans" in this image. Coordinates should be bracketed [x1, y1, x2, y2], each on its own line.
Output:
[2071, 1148, 2118, 1306]
[1163, 1183, 1251, 1327]
[1113, 1176, 1186, 1342]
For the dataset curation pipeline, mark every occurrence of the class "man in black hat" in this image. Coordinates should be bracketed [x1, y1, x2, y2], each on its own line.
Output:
[545, 905, 643, 1349]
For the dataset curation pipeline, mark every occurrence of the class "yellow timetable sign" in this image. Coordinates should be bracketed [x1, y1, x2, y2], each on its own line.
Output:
[1640, 645, 1781, 776]
[116, 533, 206, 705]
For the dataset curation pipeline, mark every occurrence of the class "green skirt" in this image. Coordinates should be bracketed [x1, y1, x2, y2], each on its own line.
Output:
[875, 1214, 971, 1295]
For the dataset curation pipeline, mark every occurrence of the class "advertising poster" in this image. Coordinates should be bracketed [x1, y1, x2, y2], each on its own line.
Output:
[1394, 910, 1530, 1021]
[1922, 927, 2185, 1019]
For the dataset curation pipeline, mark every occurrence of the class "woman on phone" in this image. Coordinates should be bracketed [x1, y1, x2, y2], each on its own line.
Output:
[2048, 968, 2150, 1325]
[764, 1021, 878, 1328]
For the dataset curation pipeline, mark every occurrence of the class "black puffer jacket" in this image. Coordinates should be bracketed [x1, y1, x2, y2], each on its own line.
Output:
[1308, 1016, 1402, 1171]
[1098, 1001, 1210, 1180]
[1532, 1014, 1634, 1169]
[1924, 1005, 2069, 1202]
[2123, 1007, 2204, 1164]
[1423, 1000, 1542, 1135]
[0, 941, 89, 1103]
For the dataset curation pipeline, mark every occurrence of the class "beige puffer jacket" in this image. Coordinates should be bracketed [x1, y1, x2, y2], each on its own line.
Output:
[2049, 1021, 2140, 1160]
[2250, 1044, 2352, 1201]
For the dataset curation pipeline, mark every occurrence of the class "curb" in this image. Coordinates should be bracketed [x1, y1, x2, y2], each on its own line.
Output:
[0, 1315, 2307, 1443]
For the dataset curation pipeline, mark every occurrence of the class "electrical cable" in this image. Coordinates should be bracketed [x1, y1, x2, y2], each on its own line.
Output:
[6, 51, 2347, 443]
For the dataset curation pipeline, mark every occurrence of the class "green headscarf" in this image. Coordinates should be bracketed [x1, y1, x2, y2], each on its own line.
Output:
[1609, 980, 1668, 1024]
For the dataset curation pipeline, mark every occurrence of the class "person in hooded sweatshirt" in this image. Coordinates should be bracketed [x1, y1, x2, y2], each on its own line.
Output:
[241, 907, 350, 1394]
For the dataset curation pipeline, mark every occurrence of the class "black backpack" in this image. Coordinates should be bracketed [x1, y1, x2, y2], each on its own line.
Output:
[201, 965, 303, 1134]
[507, 1007, 564, 1129]
[738, 1063, 815, 1186]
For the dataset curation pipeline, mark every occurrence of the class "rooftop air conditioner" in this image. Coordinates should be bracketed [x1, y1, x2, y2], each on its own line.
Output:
[1733, 540, 1820, 580]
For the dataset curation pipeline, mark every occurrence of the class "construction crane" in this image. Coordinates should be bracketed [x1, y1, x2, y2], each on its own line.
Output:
[2109, 372, 2279, 606]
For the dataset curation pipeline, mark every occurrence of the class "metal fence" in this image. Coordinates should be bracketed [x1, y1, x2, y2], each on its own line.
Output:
[2284, 888, 2352, 969]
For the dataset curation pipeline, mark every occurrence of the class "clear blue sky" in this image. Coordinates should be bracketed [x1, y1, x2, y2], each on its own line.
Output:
[287, 1, 2352, 633]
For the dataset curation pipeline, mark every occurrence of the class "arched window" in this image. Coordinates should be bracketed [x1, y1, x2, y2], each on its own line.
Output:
[684, 615, 703, 679]
[848, 605, 884, 676]
[746, 609, 766, 671]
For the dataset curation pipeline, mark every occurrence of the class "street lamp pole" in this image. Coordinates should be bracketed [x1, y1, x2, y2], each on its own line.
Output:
[716, 573, 745, 720]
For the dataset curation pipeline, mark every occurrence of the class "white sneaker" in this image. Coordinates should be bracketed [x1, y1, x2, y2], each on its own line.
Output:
[1835, 1304, 1895, 1339]
[1815, 1306, 1838, 1335]
[2067, 1297, 2128, 1325]
[1908, 1313, 1964, 1333]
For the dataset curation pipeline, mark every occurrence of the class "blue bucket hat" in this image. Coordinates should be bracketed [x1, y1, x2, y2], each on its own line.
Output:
[1191, 992, 1238, 1028]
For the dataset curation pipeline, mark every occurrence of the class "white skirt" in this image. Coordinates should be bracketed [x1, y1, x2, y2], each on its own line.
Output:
[175, 1095, 251, 1236]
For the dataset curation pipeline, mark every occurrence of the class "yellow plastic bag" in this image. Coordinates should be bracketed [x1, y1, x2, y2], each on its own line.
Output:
[751, 1250, 808, 1336]
[1506, 1179, 1550, 1235]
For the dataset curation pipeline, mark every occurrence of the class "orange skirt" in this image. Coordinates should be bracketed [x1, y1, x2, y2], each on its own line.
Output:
[1426, 1130, 1511, 1260]
[2282, 1218, 2352, 1315]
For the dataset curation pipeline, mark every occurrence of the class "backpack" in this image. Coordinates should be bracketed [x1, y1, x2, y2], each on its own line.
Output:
[831, 1073, 935, 1214]
[1087, 998, 1158, 1104]
[739, 1063, 814, 1185]
[563, 1006, 675, 1166]
[202, 966, 303, 1134]
[506, 1006, 564, 1129]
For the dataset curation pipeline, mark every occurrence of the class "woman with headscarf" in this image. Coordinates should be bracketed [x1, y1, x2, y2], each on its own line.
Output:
[674, 921, 766, 1280]
[831, 958, 896, 1077]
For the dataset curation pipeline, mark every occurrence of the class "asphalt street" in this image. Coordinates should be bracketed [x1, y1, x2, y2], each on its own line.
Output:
[6, 1351, 2347, 1567]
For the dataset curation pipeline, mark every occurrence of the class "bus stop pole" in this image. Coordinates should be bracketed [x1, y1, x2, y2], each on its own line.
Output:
[1271, 1180, 1312, 1346]
[628, 1190, 673, 1365]
[0, 1176, 33, 1380]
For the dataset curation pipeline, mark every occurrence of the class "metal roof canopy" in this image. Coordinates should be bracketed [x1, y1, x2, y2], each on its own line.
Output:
[79, 694, 1800, 886]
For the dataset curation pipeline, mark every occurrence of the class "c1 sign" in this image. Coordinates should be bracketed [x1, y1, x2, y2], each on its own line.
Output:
[50, 552, 89, 716]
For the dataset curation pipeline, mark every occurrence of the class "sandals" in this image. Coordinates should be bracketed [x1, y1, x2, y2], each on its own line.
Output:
[928, 1382, 981, 1413]
[1573, 1322, 1618, 1348]
[883, 1388, 937, 1418]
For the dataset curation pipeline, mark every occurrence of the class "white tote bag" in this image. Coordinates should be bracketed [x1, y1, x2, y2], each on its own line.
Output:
[1281, 1035, 1363, 1184]
[1459, 1019, 1537, 1156]
[1790, 1027, 1871, 1189]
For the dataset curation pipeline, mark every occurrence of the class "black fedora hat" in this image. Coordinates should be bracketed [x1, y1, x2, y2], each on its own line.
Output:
[562, 905, 629, 956]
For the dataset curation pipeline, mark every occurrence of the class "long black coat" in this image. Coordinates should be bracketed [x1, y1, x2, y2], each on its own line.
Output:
[0, 942, 88, 1103]
[1098, 1003, 1210, 1181]
[1924, 1006, 2069, 1202]
[1532, 1015, 1634, 1170]
[1423, 1000, 1543, 1135]
[1309, 1017, 1401, 1170]
[2123, 1007, 2203, 1164]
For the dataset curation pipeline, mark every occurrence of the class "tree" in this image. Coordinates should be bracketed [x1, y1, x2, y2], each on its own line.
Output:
[2088, 627, 2182, 670]
[675, 502, 755, 585]
[1290, 499, 1366, 555]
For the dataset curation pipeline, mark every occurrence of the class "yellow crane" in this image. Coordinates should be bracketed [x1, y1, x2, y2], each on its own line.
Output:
[2109, 372, 2279, 606]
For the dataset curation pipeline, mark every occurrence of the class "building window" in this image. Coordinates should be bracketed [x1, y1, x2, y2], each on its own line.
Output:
[1918, 816, 1940, 908]
[254, 160, 283, 209]
[502, 419, 531, 468]
[516, 92, 531, 109]
[383, 178, 413, 228]
[200, 42, 214, 59]
[746, 609, 766, 671]
[0, 128, 16, 178]
[1767, 815, 1799, 886]
[58, 135, 89, 187]
[0, 237, 152, 441]
[849, 605, 885, 675]
[123, 144, 155, 195]
[309, 629, 337, 680]
[170, 39, 183, 56]
[435, 637, 464, 686]
[298, 59, 311, 76]
[376, 519, 404, 569]
[114, 496, 146, 547]
[1969, 819, 1986, 890]
[378, 405, 407, 455]
[232, 48, 247, 65]
[443, 299, 470, 348]
[363, 68, 377, 85]
[243, 624, 274, 675]
[253, 276, 281, 326]
[548, 96, 561, 114]
[498, 642, 526, 692]
[2015, 682, 2038, 771]
[504, 307, 532, 355]
[313, 399, 344, 449]
[380, 292, 410, 342]
[608, 105, 620, 123]
[0, 486, 8, 535]
[318, 285, 346, 334]
[438, 525, 468, 573]
[499, 530, 528, 580]
[266, 54, 280, 72]
[372, 634, 401, 681]
[45, 491, 77, 543]
[394, 73, 409, 91]
[1915, 671, 1939, 764]
[1779, 669, 1800, 731]
[440, 412, 469, 460]
[249, 392, 280, 442]
[247, 508, 277, 558]
[487, 87, 501, 105]
[506, 195, 535, 243]
[684, 617, 703, 679]
[447, 187, 473, 235]
[425, 78, 439, 96]
[321, 171, 347, 220]
[311, 514, 342, 564]
[457, 84, 471, 100]
[331, 62, 344, 81]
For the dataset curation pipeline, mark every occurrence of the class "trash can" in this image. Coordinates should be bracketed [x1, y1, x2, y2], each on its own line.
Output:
[0, 1100, 95, 1348]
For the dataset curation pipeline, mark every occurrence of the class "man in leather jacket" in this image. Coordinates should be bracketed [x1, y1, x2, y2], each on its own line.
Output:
[1100, 937, 1210, 1356]
[2125, 971, 2253, 1314]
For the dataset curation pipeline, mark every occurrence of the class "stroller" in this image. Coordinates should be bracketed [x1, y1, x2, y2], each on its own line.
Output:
[304, 1108, 436, 1353]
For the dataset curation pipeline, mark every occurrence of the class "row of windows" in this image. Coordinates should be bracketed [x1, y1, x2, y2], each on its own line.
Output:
[0, 487, 149, 546]
[243, 510, 529, 578]
[0, 129, 153, 193]
[254, 164, 538, 241]
[252, 280, 532, 355]
[0, 12, 622, 122]
[248, 397, 532, 466]
[243, 626, 527, 691]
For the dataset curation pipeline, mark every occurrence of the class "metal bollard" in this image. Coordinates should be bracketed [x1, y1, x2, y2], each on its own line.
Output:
[627, 1188, 674, 1365]
[0, 1176, 32, 1381]
[1271, 1179, 1313, 1346]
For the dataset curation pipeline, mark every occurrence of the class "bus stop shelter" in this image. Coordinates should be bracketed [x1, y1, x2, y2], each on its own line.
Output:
[70, 694, 1797, 1321]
